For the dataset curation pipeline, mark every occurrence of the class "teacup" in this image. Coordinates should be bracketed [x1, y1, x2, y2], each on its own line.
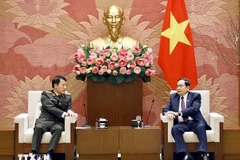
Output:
[99, 123, 105, 128]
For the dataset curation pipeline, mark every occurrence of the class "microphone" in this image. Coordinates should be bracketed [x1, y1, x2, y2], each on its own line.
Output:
[144, 99, 155, 128]
[83, 104, 91, 128]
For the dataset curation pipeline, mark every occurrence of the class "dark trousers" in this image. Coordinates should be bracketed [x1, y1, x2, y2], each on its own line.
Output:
[32, 119, 63, 152]
[171, 120, 208, 153]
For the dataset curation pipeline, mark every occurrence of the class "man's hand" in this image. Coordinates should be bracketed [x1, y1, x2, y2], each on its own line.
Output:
[66, 110, 78, 119]
[165, 111, 178, 120]
[67, 110, 75, 117]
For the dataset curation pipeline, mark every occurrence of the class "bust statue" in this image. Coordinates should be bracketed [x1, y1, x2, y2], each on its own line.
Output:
[89, 5, 139, 49]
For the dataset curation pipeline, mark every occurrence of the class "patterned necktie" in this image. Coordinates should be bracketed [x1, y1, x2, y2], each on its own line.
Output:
[181, 96, 188, 121]
[181, 96, 185, 110]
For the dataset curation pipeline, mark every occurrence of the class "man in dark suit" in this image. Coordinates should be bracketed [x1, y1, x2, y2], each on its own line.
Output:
[163, 78, 211, 160]
[31, 75, 76, 159]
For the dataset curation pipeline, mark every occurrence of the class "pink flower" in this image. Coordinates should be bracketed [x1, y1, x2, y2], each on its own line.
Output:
[99, 53, 106, 59]
[110, 53, 118, 61]
[81, 61, 87, 67]
[134, 44, 141, 54]
[145, 68, 156, 76]
[98, 70, 104, 75]
[137, 58, 146, 66]
[133, 66, 141, 74]
[90, 52, 97, 59]
[101, 66, 108, 72]
[126, 70, 131, 75]
[77, 52, 86, 63]
[73, 64, 81, 75]
[108, 62, 116, 70]
[113, 70, 118, 76]
[94, 46, 100, 52]
[115, 63, 119, 68]
[74, 52, 80, 59]
[106, 59, 111, 64]
[102, 49, 110, 53]
[92, 66, 99, 74]
[144, 53, 154, 63]
[118, 59, 127, 67]
[77, 48, 84, 53]
[126, 52, 134, 61]
[87, 58, 94, 65]
[129, 62, 136, 68]
[120, 67, 126, 74]
[118, 49, 128, 59]
[95, 58, 104, 67]
[80, 67, 87, 74]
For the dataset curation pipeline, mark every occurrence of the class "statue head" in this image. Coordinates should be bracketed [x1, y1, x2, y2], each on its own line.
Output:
[103, 5, 125, 42]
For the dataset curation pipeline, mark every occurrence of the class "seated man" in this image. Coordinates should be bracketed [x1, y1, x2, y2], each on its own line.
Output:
[162, 78, 211, 160]
[31, 75, 77, 159]
[89, 5, 139, 49]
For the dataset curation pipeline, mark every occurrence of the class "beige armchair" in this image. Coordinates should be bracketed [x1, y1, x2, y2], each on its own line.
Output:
[160, 90, 224, 160]
[14, 91, 76, 160]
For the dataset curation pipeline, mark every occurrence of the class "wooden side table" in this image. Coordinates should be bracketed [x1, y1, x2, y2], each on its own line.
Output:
[0, 128, 14, 160]
[76, 126, 119, 160]
[119, 126, 161, 160]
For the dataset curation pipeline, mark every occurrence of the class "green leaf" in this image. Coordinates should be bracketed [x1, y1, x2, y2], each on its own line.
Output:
[139, 67, 146, 76]
[124, 74, 138, 83]
[90, 74, 106, 82]
[86, 72, 93, 77]
[76, 74, 86, 81]
[142, 76, 151, 82]
[108, 75, 125, 84]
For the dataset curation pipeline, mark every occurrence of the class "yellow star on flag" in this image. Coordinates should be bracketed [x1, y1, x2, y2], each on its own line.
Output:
[161, 12, 191, 54]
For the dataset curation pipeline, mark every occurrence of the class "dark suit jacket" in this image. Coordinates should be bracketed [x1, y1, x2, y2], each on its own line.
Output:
[163, 91, 211, 130]
[38, 90, 72, 125]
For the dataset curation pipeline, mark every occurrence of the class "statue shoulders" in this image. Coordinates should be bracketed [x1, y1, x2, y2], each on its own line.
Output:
[121, 36, 139, 48]
[89, 35, 139, 49]
[89, 37, 106, 49]
[122, 36, 138, 42]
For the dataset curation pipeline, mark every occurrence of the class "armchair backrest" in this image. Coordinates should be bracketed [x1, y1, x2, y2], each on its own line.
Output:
[28, 91, 43, 128]
[170, 90, 210, 123]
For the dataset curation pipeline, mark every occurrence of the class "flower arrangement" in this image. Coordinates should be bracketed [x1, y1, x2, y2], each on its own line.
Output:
[72, 44, 155, 84]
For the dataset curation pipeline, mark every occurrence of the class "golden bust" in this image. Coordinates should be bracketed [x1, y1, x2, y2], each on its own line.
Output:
[89, 5, 139, 49]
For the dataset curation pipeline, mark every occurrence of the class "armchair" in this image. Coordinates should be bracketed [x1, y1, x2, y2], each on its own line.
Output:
[160, 90, 224, 160]
[14, 91, 76, 160]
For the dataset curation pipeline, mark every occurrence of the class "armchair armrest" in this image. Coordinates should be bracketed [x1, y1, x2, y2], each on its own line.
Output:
[65, 117, 77, 143]
[209, 112, 224, 142]
[14, 113, 29, 143]
[160, 113, 174, 142]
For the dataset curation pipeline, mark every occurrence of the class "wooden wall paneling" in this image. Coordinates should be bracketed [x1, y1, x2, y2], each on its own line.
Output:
[223, 126, 240, 155]
[119, 126, 161, 160]
[76, 126, 119, 160]
[87, 78, 143, 126]
[0, 128, 14, 160]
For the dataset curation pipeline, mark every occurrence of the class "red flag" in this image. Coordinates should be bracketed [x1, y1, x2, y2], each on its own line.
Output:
[158, 0, 197, 89]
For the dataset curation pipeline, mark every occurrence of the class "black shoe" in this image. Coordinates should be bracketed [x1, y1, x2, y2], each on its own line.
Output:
[201, 154, 209, 160]
[46, 150, 53, 160]
[183, 154, 194, 160]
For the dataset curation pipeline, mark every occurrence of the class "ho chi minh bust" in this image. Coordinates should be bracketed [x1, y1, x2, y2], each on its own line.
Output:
[89, 5, 139, 49]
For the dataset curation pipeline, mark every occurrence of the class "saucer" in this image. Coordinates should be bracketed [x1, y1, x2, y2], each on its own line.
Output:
[97, 126, 108, 129]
